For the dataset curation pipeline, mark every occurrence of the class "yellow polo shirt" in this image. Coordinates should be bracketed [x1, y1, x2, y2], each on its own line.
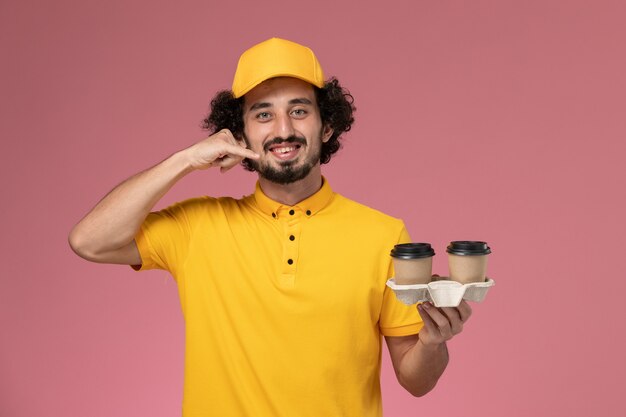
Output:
[134, 179, 423, 417]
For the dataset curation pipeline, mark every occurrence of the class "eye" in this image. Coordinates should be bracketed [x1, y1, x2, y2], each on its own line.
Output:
[291, 108, 307, 118]
[256, 111, 272, 120]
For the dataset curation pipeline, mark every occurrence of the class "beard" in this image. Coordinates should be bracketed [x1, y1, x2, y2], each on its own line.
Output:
[243, 134, 322, 185]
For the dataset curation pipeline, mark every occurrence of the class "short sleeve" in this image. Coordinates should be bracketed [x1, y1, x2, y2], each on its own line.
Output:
[379, 224, 424, 336]
[132, 198, 206, 274]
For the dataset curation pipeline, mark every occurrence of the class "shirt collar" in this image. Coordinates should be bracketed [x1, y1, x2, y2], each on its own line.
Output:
[253, 177, 334, 218]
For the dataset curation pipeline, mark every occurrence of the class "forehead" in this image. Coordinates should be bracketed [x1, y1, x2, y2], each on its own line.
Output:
[243, 77, 317, 111]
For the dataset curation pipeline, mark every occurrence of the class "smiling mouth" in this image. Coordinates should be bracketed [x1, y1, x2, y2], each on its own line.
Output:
[270, 144, 301, 154]
[267, 143, 303, 160]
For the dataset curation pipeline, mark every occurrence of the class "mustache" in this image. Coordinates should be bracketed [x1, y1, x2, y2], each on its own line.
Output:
[263, 136, 306, 152]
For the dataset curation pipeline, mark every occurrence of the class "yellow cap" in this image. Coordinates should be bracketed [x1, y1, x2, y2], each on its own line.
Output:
[232, 38, 325, 98]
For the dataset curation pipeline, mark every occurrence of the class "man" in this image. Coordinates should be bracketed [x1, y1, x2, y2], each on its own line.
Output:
[69, 38, 472, 417]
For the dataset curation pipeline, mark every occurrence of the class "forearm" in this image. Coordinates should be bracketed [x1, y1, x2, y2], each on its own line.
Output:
[69, 130, 259, 263]
[69, 150, 192, 259]
[396, 339, 449, 397]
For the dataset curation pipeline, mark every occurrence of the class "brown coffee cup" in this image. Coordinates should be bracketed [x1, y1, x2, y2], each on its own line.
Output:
[390, 243, 435, 285]
[447, 241, 491, 284]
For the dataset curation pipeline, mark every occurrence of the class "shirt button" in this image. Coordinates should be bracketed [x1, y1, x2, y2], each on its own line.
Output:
[287, 259, 293, 265]
[289, 235, 295, 241]
[306, 210, 311, 216]
[272, 212, 276, 218]
[289, 209, 295, 215]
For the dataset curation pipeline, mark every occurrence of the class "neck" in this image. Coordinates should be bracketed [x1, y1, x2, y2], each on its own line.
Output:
[258, 165, 323, 206]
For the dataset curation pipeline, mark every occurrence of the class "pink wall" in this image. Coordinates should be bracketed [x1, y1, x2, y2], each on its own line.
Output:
[2, 1, 625, 416]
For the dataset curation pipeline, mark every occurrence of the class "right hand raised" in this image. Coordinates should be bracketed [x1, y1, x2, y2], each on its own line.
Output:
[185, 129, 260, 173]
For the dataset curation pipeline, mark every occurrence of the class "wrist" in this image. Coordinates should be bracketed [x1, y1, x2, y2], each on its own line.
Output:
[171, 149, 196, 176]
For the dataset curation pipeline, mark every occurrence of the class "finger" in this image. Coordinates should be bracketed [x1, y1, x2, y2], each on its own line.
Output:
[213, 129, 247, 148]
[417, 304, 444, 345]
[224, 132, 242, 147]
[220, 142, 260, 160]
[417, 303, 439, 333]
[217, 129, 250, 150]
[220, 164, 236, 173]
[456, 300, 473, 323]
[439, 307, 464, 335]
[420, 302, 453, 339]
[217, 129, 234, 140]
[218, 156, 243, 173]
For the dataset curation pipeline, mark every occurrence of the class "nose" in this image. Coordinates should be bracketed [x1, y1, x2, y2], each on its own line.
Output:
[274, 112, 296, 139]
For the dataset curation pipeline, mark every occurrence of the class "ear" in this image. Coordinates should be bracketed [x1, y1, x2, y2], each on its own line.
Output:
[321, 125, 334, 143]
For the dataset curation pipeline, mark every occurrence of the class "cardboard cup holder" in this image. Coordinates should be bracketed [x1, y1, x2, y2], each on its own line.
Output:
[386, 277, 495, 307]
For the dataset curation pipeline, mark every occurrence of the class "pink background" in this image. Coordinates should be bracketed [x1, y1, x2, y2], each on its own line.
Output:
[2, 1, 625, 416]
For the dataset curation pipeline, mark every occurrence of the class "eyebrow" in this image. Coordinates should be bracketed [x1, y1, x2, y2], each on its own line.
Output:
[249, 102, 272, 111]
[248, 97, 313, 111]
[289, 98, 313, 105]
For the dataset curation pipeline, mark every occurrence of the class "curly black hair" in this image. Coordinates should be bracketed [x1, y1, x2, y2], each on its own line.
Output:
[201, 77, 355, 171]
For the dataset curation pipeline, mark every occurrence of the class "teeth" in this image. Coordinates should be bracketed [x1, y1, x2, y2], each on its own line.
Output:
[273, 146, 296, 154]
